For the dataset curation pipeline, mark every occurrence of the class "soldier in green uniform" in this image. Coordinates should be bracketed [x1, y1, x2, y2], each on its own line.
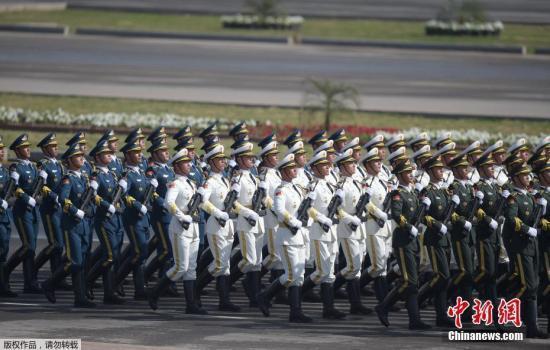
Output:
[503, 161, 547, 339]
[374, 159, 431, 330]
[447, 154, 477, 321]
[417, 154, 455, 327]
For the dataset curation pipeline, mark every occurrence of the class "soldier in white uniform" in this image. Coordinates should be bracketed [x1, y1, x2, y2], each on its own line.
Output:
[365, 135, 392, 185]
[412, 145, 431, 192]
[300, 151, 347, 319]
[316, 140, 339, 186]
[460, 141, 483, 185]
[231, 141, 264, 307]
[407, 132, 430, 153]
[434, 142, 457, 189]
[256, 153, 313, 323]
[332, 149, 372, 315]
[194, 144, 241, 312]
[486, 140, 509, 187]
[308, 130, 329, 152]
[148, 148, 207, 314]
[343, 137, 367, 183]
[328, 128, 348, 155]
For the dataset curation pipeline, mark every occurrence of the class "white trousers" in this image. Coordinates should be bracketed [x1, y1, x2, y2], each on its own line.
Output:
[309, 240, 337, 284]
[339, 238, 363, 280]
[365, 234, 392, 277]
[277, 244, 306, 287]
[166, 231, 199, 282]
[262, 227, 283, 270]
[238, 230, 264, 273]
[207, 233, 234, 277]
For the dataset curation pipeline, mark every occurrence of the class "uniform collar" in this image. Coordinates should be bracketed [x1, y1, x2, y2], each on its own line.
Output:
[127, 165, 140, 173]
[69, 169, 81, 178]
[513, 186, 527, 195]
[399, 183, 413, 192]
[430, 181, 441, 189]
[17, 158, 31, 165]
[97, 165, 109, 173]
[155, 161, 168, 168]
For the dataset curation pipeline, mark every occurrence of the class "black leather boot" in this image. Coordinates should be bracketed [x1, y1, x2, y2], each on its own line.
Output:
[0, 262, 17, 297]
[133, 264, 147, 300]
[375, 286, 401, 327]
[525, 299, 548, 339]
[406, 291, 431, 330]
[347, 279, 373, 315]
[103, 269, 124, 305]
[23, 253, 41, 293]
[321, 283, 346, 319]
[289, 286, 312, 323]
[73, 270, 96, 308]
[147, 275, 171, 310]
[41, 265, 69, 303]
[257, 278, 284, 317]
[183, 280, 208, 314]
[217, 275, 241, 312]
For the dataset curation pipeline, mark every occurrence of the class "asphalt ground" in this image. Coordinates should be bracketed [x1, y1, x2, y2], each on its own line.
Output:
[0, 225, 548, 349]
[1, 33, 549, 119]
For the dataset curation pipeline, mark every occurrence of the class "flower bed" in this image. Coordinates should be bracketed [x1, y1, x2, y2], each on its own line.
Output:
[220, 14, 303, 30]
[425, 20, 503, 36]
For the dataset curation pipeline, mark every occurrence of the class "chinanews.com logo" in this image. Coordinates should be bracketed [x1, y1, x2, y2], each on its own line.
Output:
[446, 297, 524, 341]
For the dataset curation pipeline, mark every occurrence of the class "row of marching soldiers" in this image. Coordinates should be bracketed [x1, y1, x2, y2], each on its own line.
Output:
[0, 125, 548, 335]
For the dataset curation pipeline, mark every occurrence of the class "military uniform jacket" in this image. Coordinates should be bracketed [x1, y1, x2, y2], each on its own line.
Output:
[422, 182, 451, 247]
[201, 172, 233, 237]
[11, 159, 38, 212]
[263, 167, 281, 230]
[294, 167, 312, 190]
[123, 165, 151, 226]
[108, 155, 124, 178]
[450, 179, 476, 245]
[337, 176, 364, 240]
[166, 174, 199, 239]
[390, 184, 420, 250]
[0, 164, 10, 223]
[93, 166, 121, 221]
[234, 170, 261, 234]
[475, 178, 500, 245]
[273, 181, 305, 246]
[60, 170, 90, 227]
[364, 173, 391, 237]
[538, 186, 550, 258]
[149, 162, 175, 224]
[38, 157, 64, 214]
[307, 177, 337, 242]
[503, 187, 538, 256]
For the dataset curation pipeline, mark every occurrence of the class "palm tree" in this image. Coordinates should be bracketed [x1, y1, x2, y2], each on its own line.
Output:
[303, 78, 360, 132]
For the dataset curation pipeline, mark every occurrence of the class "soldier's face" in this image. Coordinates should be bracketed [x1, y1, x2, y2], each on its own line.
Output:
[108, 140, 118, 152]
[187, 148, 196, 159]
[367, 159, 381, 174]
[176, 160, 192, 176]
[16, 146, 31, 159]
[335, 140, 345, 152]
[43, 144, 58, 158]
[126, 150, 142, 164]
[341, 162, 356, 176]
[493, 152, 505, 164]
[138, 138, 145, 148]
[79, 143, 88, 153]
[442, 154, 453, 165]
[429, 166, 444, 181]
[377, 147, 386, 159]
[314, 163, 330, 177]
[514, 173, 530, 188]
[327, 152, 336, 164]
[481, 164, 494, 179]
[295, 153, 306, 167]
[454, 165, 469, 180]
[238, 155, 255, 170]
[282, 166, 297, 181]
[519, 149, 530, 161]
[97, 153, 112, 165]
[155, 149, 169, 163]
[540, 170, 550, 186]
[264, 153, 278, 168]
[399, 170, 414, 185]
[210, 157, 227, 172]
[69, 155, 84, 169]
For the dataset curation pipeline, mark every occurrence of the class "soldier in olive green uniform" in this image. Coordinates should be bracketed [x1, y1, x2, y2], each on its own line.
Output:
[417, 155, 455, 327]
[374, 159, 431, 330]
[503, 161, 547, 339]
[447, 154, 477, 318]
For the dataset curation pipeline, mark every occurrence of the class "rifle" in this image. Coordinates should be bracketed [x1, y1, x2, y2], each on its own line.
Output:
[462, 184, 481, 235]
[322, 178, 346, 232]
[222, 170, 241, 225]
[0, 177, 16, 215]
[249, 168, 268, 226]
[530, 192, 545, 238]
[411, 188, 429, 227]
[289, 181, 317, 235]
[442, 184, 458, 226]
[182, 190, 202, 230]
[105, 171, 127, 218]
[77, 172, 97, 221]
[27, 170, 45, 210]
[355, 186, 372, 223]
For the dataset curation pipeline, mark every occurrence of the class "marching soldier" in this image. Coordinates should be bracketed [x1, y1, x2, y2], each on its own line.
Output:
[85, 140, 125, 305]
[194, 144, 241, 311]
[342, 137, 367, 183]
[99, 130, 124, 177]
[386, 134, 406, 155]
[411, 145, 431, 192]
[364, 135, 391, 186]
[173, 125, 193, 146]
[148, 148, 206, 314]
[417, 154, 455, 327]
[488, 140, 509, 187]
[328, 128, 348, 155]
[34, 133, 66, 282]
[0, 136, 17, 297]
[124, 128, 149, 171]
[308, 130, 329, 151]
[4, 134, 44, 293]
[300, 150, 346, 319]
[503, 160, 547, 338]
[374, 159, 431, 330]
[407, 132, 430, 153]
[332, 149, 372, 315]
[115, 140, 156, 300]
[42, 143, 96, 308]
[316, 140, 339, 186]
[461, 141, 483, 184]
[256, 152, 313, 323]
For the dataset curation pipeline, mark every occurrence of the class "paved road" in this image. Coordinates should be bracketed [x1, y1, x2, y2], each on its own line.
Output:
[56, 0, 550, 24]
[0, 33, 549, 119]
[1, 235, 548, 349]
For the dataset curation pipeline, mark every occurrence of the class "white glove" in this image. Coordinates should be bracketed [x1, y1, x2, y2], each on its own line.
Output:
[538, 197, 547, 214]
[422, 197, 431, 208]
[75, 209, 85, 220]
[415, 182, 423, 192]
[107, 204, 116, 214]
[350, 215, 361, 227]
[1, 199, 7, 210]
[464, 220, 472, 232]
[90, 180, 99, 191]
[501, 190, 510, 198]
[475, 191, 484, 201]
[489, 219, 498, 231]
[335, 189, 344, 201]
[228, 159, 237, 168]
[440, 224, 448, 235]
[373, 208, 388, 221]
[245, 209, 259, 223]
[39, 170, 48, 181]
[410, 226, 419, 237]
[10, 171, 20, 183]
[231, 182, 241, 193]
[365, 187, 374, 197]
[118, 179, 127, 192]
[259, 181, 268, 190]
[180, 214, 193, 224]
[215, 210, 229, 222]
[289, 217, 302, 229]
[27, 197, 36, 207]
[452, 194, 460, 206]
[139, 204, 147, 216]
[527, 227, 538, 237]
[307, 191, 317, 200]
[149, 178, 158, 188]
[197, 186, 211, 201]
[318, 215, 333, 228]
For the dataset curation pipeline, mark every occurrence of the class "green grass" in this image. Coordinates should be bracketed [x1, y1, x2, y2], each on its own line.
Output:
[1, 93, 548, 137]
[1, 9, 549, 51]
